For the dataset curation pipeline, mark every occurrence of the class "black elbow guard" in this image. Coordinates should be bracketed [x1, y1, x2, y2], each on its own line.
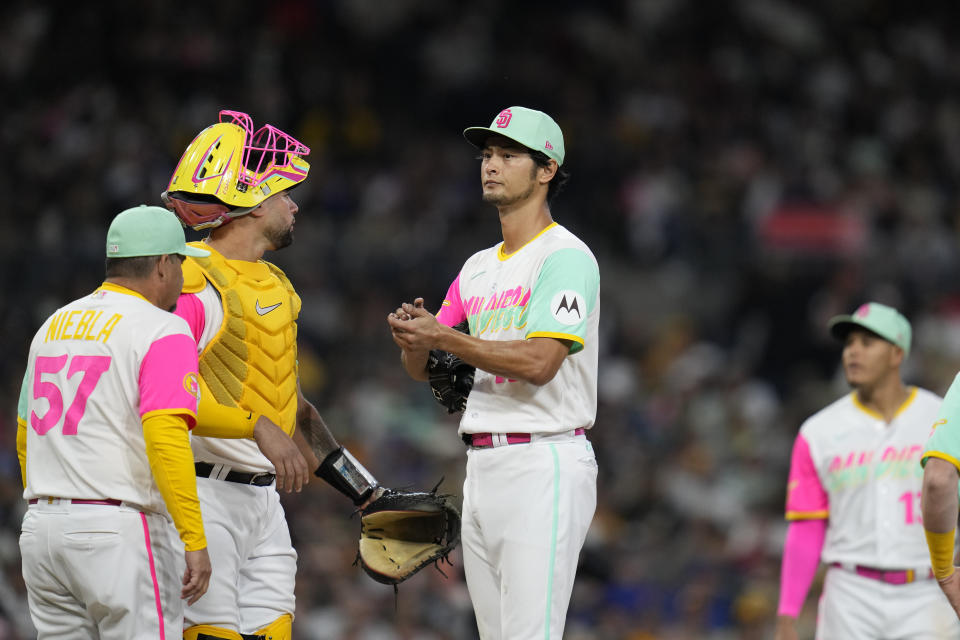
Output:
[315, 446, 378, 505]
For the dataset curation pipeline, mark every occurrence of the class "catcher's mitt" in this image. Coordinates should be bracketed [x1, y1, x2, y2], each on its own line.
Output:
[427, 321, 475, 414]
[358, 488, 461, 586]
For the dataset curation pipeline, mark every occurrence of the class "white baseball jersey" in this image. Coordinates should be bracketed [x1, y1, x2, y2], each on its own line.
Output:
[19, 283, 200, 511]
[435, 222, 600, 435]
[17, 282, 200, 640]
[436, 222, 600, 639]
[786, 387, 939, 568]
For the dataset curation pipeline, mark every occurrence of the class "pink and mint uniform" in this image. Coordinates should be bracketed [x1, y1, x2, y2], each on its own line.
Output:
[780, 387, 959, 637]
[436, 221, 600, 639]
[436, 222, 599, 437]
[18, 283, 199, 511]
[17, 283, 201, 639]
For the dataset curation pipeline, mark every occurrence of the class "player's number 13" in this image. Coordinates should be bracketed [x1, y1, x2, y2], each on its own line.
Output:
[31, 354, 111, 436]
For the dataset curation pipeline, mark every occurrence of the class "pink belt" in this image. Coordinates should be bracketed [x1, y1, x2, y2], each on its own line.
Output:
[465, 428, 585, 448]
[832, 562, 934, 585]
[29, 497, 122, 506]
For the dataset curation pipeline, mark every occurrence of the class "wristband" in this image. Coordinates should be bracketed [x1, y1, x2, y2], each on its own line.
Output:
[925, 528, 957, 581]
[315, 447, 378, 505]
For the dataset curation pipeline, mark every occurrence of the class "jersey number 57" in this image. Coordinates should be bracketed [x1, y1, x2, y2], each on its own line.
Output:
[31, 355, 111, 436]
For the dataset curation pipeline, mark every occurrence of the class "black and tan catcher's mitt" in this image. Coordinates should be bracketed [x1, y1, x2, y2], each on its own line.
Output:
[427, 321, 475, 413]
[358, 488, 461, 586]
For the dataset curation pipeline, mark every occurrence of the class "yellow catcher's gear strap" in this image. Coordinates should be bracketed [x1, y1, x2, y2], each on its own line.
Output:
[182, 245, 300, 436]
[183, 624, 245, 640]
[142, 412, 206, 551]
[252, 614, 292, 640]
[925, 528, 956, 581]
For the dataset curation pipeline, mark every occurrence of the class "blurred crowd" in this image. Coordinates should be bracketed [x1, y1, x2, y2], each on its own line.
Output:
[4, 0, 960, 638]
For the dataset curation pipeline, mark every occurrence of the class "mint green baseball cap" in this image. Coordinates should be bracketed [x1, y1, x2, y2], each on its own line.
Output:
[828, 302, 912, 356]
[463, 106, 565, 165]
[106, 205, 210, 258]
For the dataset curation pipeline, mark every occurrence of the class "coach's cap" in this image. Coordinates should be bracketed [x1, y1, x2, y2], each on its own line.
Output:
[106, 205, 210, 258]
[464, 106, 565, 166]
[828, 302, 912, 356]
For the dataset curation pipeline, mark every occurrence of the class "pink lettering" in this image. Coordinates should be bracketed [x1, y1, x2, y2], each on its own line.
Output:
[899, 490, 922, 525]
[31, 354, 111, 436]
[504, 286, 522, 308]
[31, 355, 68, 435]
[62, 356, 111, 435]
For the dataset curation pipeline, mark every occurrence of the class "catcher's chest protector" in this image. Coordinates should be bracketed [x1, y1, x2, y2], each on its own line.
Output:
[185, 250, 301, 435]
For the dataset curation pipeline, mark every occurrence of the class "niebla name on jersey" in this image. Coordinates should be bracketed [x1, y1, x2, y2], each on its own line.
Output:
[44, 309, 122, 344]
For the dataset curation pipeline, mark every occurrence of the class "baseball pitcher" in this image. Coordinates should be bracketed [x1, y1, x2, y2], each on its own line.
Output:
[389, 106, 599, 639]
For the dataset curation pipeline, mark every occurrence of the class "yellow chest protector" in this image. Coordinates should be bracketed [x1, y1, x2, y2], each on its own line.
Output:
[182, 243, 301, 435]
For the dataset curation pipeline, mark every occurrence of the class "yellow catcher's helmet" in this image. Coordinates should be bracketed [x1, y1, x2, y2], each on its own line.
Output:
[162, 110, 310, 230]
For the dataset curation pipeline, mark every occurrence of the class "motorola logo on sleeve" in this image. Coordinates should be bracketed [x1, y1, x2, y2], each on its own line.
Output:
[550, 290, 585, 325]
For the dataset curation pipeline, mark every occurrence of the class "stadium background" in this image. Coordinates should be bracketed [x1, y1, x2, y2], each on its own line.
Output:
[2, 1, 960, 637]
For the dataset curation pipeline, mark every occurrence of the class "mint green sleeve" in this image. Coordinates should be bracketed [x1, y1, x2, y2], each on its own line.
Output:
[525, 248, 599, 354]
[922, 373, 960, 470]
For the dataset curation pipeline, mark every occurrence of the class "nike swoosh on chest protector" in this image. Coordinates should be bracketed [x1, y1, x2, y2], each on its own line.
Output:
[255, 300, 282, 315]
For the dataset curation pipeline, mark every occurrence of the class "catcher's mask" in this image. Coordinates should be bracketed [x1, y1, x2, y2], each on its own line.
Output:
[162, 109, 310, 230]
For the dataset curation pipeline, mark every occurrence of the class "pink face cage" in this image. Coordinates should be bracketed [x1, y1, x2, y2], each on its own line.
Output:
[219, 109, 310, 188]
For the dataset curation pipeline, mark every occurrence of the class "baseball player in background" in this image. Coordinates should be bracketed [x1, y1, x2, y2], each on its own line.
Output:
[919, 371, 960, 620]
[775, 302, 959, 639]
[388, 106, 599, 639]
[162, 110, 382, 640]
[16, 205, 212, 639]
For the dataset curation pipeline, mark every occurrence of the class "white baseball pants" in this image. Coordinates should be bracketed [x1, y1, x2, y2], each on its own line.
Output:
[182, 477, 296, 633]
[816, 565, 960, 639]
[20, 501, 184, 639]
[461, 432, 597, 640]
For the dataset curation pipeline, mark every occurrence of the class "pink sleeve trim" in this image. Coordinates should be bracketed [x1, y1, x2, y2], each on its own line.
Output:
[435, 273, 466, 328]
[139, 333, 200, 429]
[172, 293, 205, 343]
[778, 519, 826, 617]
[785, 434, 828, 514]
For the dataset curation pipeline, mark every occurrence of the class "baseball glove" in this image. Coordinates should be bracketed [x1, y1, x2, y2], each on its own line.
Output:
[427, 321, 475, 414]
[358, 488, 461, 586]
